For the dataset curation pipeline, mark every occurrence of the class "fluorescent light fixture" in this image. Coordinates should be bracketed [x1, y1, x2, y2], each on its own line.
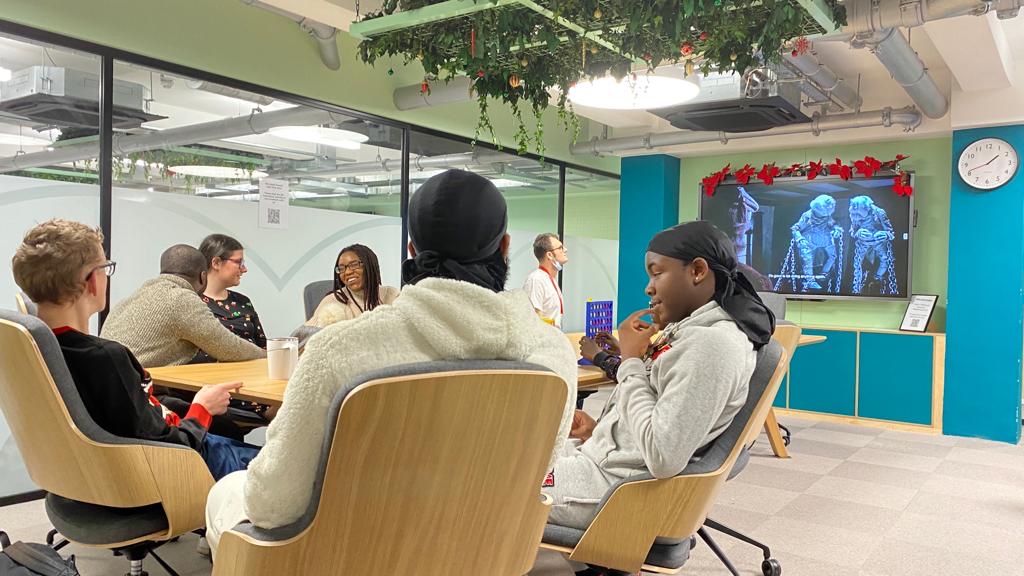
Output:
[567, 74, 700, 110]
[0, 133, 51, 147]
[268, 126, 369, 150]
[168, 165, 269, 179]
[490, 178, 529, 188]
[0, 67, 11, 82]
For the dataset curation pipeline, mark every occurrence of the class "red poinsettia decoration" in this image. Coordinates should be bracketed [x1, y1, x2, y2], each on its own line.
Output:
[783, 163, 803, 176]
[828, 157, 852, 180]
[735, 164, 756, 185]
[792, 36, 811, 57]
[881, 154, 911, 170]
[893, 172, 913, 196]
[701, 164, 732, 197]
[807, 159, 825, 180]
[757, 163, 782, 186]
[854, 155, 882, 178]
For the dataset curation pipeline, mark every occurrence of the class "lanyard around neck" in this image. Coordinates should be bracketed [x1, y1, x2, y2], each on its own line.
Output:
[539, 266, 563, 314]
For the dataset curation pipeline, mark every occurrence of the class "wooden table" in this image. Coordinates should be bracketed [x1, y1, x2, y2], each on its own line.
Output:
[149, 360, 614, 406]
[762, 333, 827, 458]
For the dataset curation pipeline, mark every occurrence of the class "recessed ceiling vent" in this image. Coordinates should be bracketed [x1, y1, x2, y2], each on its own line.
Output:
[653, 68, 811, 133]
[0, 66, 164, 129]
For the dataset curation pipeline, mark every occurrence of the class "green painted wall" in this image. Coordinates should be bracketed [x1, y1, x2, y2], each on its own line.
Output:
[679, 136, 952, 330]
[0, 0, 617, 175]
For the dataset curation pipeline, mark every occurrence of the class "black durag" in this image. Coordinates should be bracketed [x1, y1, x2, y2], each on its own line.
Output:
[647, 220, 776, 349]
[401, 169, 508, 292]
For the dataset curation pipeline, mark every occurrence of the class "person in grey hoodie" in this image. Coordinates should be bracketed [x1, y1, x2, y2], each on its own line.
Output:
[543, 220, 775, 537]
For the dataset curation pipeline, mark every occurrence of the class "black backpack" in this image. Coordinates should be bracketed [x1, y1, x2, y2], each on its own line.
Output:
[0, 532, 79, 576]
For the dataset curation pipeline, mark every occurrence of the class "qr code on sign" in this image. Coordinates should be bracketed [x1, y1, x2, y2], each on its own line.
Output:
[910, 319, 920, 328]
[267, 208, 280, 224]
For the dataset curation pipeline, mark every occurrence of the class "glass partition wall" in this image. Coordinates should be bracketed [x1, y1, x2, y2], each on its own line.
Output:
[108, 61, 405, 339]
[0, 21, 618, 501]
[0, 32, 103, 499]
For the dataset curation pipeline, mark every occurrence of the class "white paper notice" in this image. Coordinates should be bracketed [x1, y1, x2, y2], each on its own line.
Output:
[258, 178, 289, 229]
[900, 294, 938, 332]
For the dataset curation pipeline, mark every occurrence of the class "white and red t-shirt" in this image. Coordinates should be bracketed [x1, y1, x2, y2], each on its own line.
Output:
[523, 267, 564, 328]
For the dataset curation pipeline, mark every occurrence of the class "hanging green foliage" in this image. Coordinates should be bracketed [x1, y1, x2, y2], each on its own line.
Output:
[356, 0, 846, 156]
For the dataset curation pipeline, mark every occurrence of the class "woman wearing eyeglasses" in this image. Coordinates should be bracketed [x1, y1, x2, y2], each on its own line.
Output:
[305, 244, 399, 328]
[197, 234, 267, 357]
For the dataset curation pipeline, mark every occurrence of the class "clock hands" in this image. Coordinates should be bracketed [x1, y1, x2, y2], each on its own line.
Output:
[968, 155, 999, 176]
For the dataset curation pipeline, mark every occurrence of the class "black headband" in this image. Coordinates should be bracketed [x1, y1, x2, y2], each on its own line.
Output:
[402, 169, 508, 291]
[647, 221, 775, 349]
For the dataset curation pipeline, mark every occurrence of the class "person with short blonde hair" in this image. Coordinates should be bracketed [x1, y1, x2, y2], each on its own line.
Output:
[12, 219, 260, 481]
[12, 219, 105, 306]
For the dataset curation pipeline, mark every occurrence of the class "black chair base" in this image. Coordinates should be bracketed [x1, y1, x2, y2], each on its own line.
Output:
[701, 518, 782, 576]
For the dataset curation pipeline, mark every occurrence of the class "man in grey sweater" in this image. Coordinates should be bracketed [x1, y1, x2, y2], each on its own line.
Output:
[543, 221, 775, 534]
[101, 245, 265, 367]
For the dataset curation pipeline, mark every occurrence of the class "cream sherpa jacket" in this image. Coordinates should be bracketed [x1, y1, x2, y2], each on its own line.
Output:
[242, 277, 578, 529]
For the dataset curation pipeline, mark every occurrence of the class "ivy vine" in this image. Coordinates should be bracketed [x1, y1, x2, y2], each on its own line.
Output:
[357, 0, 846, 156]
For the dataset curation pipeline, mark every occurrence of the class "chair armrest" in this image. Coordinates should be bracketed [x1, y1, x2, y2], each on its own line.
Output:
[141, 445, 214, 538]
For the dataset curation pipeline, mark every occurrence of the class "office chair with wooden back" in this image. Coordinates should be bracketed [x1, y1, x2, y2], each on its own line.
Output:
[0, 309, 214, 576]
[213, 360, 568, 576]
[541, 326, 793, 575]
[14, 292, 36, 316]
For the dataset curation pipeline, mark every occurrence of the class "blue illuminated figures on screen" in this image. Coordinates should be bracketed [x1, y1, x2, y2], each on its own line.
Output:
[777, 194, 844, 292]
[730, 186, 760, 265]
[849, 196, 898, 295]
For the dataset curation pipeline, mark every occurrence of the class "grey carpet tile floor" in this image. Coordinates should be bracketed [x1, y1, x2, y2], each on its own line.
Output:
[2, 413, 1022, 575]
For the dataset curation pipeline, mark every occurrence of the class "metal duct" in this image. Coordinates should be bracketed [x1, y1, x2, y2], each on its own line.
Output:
[0, 106, 338, 173]
[782, 50, 863, 111]
[846, 0, 999, 32]
[240, 0, 341, 71]
[852, 29, 948, 119]
[185, 80, 276, 106]
[571, 107, 921, 155]
[394, 77, 474, 111]
[273, 151, 510, 180]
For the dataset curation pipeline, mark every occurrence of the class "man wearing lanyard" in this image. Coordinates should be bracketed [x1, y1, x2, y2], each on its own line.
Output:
[524, 233, 568, 328]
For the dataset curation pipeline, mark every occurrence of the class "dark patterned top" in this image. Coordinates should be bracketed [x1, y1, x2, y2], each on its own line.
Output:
[192, 290, 266, 363]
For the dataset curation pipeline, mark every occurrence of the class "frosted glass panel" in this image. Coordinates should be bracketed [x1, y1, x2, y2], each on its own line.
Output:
[562, 169, 620, 332]
[0, 31, 103, 499]
[111, 187, 401, 338]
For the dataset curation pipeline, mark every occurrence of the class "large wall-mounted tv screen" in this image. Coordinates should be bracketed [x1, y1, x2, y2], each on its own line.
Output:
[700, 174, 914, 300]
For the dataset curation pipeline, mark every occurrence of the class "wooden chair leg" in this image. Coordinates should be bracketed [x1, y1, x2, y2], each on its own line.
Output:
[763, 408, 790, 458]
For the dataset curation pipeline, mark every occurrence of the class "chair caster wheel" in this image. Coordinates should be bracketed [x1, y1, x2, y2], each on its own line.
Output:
[762, 558, 781, 576]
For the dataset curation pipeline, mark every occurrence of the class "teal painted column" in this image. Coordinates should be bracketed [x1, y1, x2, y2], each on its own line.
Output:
[945, 125, 1024, 443]
[618, 155, 680, 323]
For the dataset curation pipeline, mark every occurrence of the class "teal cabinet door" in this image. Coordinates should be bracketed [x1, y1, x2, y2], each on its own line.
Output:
[773, 375, 787, 408]
[859, 333, 933, 425]
[789, 329, 857, 416]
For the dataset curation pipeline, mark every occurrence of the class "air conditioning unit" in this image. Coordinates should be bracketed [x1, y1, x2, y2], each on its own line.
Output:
[653, 69, 810, 133]
[0, 66, 164, 130]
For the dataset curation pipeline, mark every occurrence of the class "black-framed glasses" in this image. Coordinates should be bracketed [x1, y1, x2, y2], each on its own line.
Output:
[90, 260, 116, 278]
[549, 245, 567, 254]
[335, 261, 365, 274]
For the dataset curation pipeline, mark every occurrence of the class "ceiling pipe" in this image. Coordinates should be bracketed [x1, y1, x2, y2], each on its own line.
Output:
[394, 77, 475, 111]
[0, 106, 339, 173]
[852, 29, 948, 119]
[240, 0, 341, 71]
[185, 80, 276, 107]
[782, 49, 863, 111]
[273, 150, 510, 180]
[572, 107, 920, 156]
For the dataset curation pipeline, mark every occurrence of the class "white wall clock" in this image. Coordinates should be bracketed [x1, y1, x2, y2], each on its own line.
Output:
[958, 137, 1018, 190]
